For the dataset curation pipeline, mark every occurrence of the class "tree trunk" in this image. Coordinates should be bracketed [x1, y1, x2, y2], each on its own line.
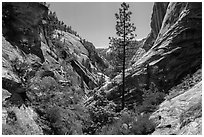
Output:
[121, 8, 126, 110]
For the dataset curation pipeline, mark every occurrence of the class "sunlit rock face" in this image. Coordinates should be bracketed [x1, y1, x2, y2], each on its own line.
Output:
[2, 2, 108, 134]
[150, 82, 202, 135]
[2, 2, 106, 91]
[143, 2, 169, 51]
[106, 2, 202, 106]
[139, 2, 202, 90]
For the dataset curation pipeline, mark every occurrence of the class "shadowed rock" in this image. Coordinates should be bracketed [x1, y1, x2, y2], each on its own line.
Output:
[2, 77, 30, 105]
[106, 2, 202, 107]
[40, 70, 57, 80]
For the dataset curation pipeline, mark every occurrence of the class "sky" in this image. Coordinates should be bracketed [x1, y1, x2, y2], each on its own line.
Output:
[49, 2, 154, 48]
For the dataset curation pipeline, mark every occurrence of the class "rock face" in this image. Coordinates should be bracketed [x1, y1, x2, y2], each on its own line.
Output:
[83, 41, 109, 70]
[150, 82, 202, 135]
[130, 47, 146, 65]
[2, 2, 107, 134]
[142, 2, 169, 51]
[2, 2, 106, 90]
[106, 2, 202, 107]
[2, 2, 48, 62]
[13, 106, 44, 135]
[70, 60, 98, 89]
[140, 2, 202, 90]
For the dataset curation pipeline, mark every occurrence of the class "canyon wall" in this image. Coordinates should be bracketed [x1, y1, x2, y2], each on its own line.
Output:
[106, 2, 202, 109]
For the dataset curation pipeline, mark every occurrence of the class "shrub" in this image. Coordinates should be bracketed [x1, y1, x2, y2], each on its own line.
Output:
[95, 109, 133, 135]
[46, 106, 74, 135]
[48, 105, 89, 135]
[136, 82, 165, 114]
[39, 77, 58, 91]
[29, 72, 89, 135]
[87, 105, 116, 134]
[96, 108, 156, 135]
[10, 58, 32, 83]
[2, 111, 25, 135]
[2, 124, 25, 135]
[84, 92, 117, 134]
[130, 114, 156, 135]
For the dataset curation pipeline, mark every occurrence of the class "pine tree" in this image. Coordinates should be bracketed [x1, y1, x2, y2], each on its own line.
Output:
[109, 2, 136, 110]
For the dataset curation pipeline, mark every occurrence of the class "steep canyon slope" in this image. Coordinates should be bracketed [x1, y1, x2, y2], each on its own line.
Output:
[1, 2, 202, 135]
[106, 2, 202, 105]
[104, 2, 202, 134]
[2, 2, 107, 134]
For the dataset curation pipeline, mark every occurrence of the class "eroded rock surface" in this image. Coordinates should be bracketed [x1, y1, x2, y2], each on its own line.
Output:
[143, 2, 169, 51]
[106, 2, 202, 107]
[150, 81, 202, 135]
[2, 2, 107, 135]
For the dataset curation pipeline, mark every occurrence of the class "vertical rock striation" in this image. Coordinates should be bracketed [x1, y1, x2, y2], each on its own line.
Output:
[106, 2, 202, 109]
[142, 2, 169, 51]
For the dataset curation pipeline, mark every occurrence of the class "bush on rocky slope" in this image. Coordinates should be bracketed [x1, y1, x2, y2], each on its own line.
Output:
[2, 111, 26, 135]
[95, 108, 156, 135]
[135, 82, 165, 114]
[165, 69, 202, 100]
[2, 2, 202, 135]
[29, 76, 90, 135]
[84, 89, 158, 135]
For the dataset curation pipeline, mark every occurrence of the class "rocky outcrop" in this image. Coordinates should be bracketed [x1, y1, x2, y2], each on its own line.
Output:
[130, 47, 146, 65]
[2, 2, 48, 62]
[2, 2, 105, 135]
[2, 105, 43, 135]
[2, 2, 102, 90]
[70, 60, 98, 89]
[2, 78, 30, 105]
[142, 2, 202, 89]
[106, 2, 202, 106]
[142, 2, 169, 51]
[150, 82, 202, 135]
[83, 41, 109, 69]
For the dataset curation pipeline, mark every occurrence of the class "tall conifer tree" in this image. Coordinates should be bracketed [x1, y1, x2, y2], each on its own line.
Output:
[109, 2, 136, 110]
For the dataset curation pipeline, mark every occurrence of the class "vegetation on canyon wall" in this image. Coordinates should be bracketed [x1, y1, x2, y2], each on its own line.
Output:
[2, 2, 202, 135]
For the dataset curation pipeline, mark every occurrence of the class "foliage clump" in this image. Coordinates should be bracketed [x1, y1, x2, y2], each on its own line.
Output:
[95, 108, 156, 135]
[2, 110, 26, 135]
[27, 73, 90, 135]
[136, 82, 165, 114]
